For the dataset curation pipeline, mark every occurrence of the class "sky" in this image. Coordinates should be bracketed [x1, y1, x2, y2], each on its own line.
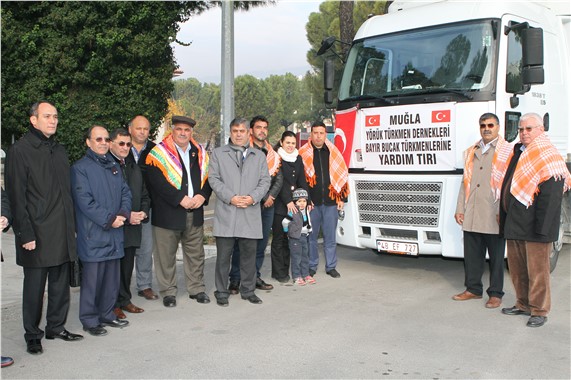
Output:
[171, 1, 322, 84]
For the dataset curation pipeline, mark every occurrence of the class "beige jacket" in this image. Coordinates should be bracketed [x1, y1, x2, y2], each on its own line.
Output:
[455, 139, 501, 234]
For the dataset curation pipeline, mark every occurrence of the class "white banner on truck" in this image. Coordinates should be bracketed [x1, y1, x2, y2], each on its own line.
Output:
[360, 104, 456, 171]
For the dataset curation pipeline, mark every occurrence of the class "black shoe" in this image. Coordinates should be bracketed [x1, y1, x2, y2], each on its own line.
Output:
[216, 297, 229, 307]
[501, 306, 531, 316]
[163, 295, 177, 307]
[83, 325, 108, 337]
[326, 269, 341, 278]
[101, 319, 129, 328]
[26, 339, 43, 355]
[241, 294, 263, 304]
[527, 316, 547, 327]
[228, 281, 240, 295]
[309, 269, 316, 277]
[256, 277, 274, 291]
[189, 292, 211, 304]
[276, 277, 290, 284]
[45, 329, 84, 341]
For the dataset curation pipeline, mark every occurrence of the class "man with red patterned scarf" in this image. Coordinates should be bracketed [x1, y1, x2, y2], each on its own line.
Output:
[145, 116, 212, 308]
[452, 113, 513, 309]
[299, 120, 349, 278]
[500, 112, 571, 328]
[228, 116, 283, 293]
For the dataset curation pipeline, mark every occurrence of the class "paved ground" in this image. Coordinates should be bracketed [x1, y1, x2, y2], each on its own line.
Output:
[1, 228, 570, 379]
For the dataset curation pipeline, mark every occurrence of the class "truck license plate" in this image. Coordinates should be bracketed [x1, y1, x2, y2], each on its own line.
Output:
[376, 240, 419, 256]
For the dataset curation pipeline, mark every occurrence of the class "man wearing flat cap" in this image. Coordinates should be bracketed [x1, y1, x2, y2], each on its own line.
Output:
[145, 115, 212, 307]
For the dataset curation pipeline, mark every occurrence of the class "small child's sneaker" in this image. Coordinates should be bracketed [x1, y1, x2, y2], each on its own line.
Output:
[304, 275, 316, 284]
[294, 277, 306, 286]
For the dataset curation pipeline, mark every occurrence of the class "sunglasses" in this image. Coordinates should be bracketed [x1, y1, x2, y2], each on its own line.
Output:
[93, 137, 111, 143]
[479, 123, 496, 129]
[114, 141, 132, 147]
[518, 126, 539, 133]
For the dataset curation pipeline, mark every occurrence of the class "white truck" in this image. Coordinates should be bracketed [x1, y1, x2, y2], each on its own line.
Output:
[320, 0, 570, 269]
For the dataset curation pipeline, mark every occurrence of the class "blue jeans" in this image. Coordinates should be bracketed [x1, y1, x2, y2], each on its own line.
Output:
[289, 234, 309, 279]
[309, 204, 338, 272]
[230, 205, 274, 281]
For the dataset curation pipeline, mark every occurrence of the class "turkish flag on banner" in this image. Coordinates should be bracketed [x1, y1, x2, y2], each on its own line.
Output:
[365, 114, 380, 127]
[432, 110, 451, 123]
[334, 107, 358, 166]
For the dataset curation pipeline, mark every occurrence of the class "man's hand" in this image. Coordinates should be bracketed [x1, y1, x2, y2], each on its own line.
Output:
[0, 216, 8, 230]
[189, 194, 206, 209]
[454, 213, 464, 225]
[129, 211, 147, 225]
[180, 195, 193, 210]
[263, 195, 274, 208]
[112, 215, 127, 228]
[231, 195, 253, 208]
[23, 241, 36, 251]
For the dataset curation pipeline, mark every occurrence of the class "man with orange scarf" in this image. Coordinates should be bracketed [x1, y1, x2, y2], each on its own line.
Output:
[453, 113, 513, 309]
[299, 121, 349, 278]
[145, 116, 212, 308]
[500, 113, 571, 328]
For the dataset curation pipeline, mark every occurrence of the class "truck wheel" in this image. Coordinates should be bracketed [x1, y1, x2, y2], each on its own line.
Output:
[549, 209, 566, 273]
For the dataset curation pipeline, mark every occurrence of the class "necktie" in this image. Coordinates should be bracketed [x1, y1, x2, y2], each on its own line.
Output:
[119, 159, 127, 180]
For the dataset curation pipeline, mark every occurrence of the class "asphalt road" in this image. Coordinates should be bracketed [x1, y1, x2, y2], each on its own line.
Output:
[1, 229, 569, 379]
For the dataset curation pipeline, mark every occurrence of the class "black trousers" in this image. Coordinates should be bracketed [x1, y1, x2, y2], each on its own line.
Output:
[116, 247, 136, 308]
[22, 262, 70, 342]
[215, 237, 256, 298]
[270, 213, 290, 281]
[463, 231, 506, 298]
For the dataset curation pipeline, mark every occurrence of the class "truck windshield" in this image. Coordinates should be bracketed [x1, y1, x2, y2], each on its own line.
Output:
[339, 20, 498, 101]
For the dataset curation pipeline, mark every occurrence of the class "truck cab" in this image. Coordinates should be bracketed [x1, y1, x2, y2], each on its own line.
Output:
[325, 1, 570, 263]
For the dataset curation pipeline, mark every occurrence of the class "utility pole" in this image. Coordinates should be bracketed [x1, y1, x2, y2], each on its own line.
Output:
[220, 1, 234, 146]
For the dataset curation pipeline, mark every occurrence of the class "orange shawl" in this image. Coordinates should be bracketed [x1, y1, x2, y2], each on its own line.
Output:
[511, 133, 571, 207]
[299, 139, 349, 203]
[250, 137, 280, 177]
[463, 136, 513, 202]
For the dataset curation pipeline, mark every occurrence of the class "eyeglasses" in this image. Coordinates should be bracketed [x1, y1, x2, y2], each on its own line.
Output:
[114, 141, 132, 147]
[93, 137, 111, 143]
[479, 123, 496, 129]
[518, 126, 540, 133]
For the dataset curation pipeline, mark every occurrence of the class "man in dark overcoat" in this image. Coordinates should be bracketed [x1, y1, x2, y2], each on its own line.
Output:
[5, 101, 83, 355]
[71, 125, 132, 337]
[499, 112, 571, 328]
[109, 128, 151, 318]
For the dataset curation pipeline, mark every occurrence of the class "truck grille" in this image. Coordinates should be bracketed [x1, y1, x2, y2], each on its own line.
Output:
[355, 181, 442, 227]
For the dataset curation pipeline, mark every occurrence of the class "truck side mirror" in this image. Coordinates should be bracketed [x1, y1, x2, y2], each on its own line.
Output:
[324, 59, 334, 90]
[324, 59, 335, 105]
[521, 28, 544, 85]
[324, 90, 334, 105]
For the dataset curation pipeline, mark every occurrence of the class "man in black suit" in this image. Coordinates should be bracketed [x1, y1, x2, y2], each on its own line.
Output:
[145, 116, 212, 307]
[128, 115, 159, 301]
[5, 101, 83, 354]
[109, 128, 151, 319]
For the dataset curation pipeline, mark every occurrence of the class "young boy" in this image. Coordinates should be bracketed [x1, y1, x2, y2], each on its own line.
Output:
[282, 188, 315, 286]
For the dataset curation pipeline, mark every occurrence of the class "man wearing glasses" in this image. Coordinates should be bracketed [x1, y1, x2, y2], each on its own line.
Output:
[453, 113, 513, 309]
[6, 101, 84, 354]
[500, 112, 571, 327]
[108, 128, 150, 319]
[71, 125, 132, 336]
